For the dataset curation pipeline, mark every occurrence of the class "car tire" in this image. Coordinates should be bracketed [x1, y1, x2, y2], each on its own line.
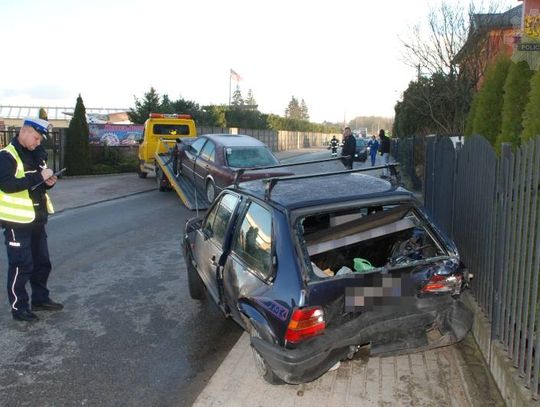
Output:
[138, 164, 148, 178]
[250, 327, 284, 385]
[186, 252, 205, 300]
[156, 168, 166, 192]
[206, 180, 216, 203]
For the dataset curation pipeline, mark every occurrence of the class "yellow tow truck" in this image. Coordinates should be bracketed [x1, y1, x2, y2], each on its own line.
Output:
[138, 113, 211, 210]
[137, 113, 197, 178]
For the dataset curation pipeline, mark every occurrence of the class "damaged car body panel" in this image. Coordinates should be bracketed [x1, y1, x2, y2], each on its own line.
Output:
[183, 166, 473, 385]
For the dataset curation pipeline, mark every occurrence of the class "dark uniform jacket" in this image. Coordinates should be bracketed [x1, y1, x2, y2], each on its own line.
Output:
[341, 134, 356, 158]
[0, 137, 51, 226]
[379, 135, 390, 154]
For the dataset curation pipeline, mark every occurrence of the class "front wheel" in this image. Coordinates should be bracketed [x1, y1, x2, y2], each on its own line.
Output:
[186, 251, 205, 300]
[138, 163, 148, 178]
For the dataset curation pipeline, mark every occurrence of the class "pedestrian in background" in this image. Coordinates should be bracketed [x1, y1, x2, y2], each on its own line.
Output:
[378, 129, 390, 177]
[0, 118, 63, 322]
[367, 134, 379, 166]
[340, 127, 356, 170]
[330, 135, 339, 158]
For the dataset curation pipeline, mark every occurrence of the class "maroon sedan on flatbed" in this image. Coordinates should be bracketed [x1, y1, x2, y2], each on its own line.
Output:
[177, 134, 292, 202]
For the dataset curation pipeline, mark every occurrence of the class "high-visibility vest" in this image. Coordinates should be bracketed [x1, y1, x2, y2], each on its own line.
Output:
[0, 144, 54, 223]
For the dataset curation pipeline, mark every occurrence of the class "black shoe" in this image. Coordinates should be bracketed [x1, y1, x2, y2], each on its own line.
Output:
[12, 309, 39, 322]
[32, 300, 64, 311]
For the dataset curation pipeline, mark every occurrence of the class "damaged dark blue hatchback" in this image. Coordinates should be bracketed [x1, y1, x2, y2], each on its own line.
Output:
[183, 163, 472, 384]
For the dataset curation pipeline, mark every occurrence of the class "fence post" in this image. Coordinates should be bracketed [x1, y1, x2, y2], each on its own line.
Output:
[491, 143, 511, 340]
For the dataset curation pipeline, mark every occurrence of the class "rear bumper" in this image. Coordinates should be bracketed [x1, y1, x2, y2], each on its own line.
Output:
[353, 151, 368, 161]
[251, 297, 472, 384]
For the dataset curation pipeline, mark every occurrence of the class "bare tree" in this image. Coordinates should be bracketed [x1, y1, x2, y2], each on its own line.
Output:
[397, 0, 511, 134]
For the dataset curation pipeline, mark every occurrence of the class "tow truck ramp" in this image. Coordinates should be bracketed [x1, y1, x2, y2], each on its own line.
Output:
[155, 148, 210, 211]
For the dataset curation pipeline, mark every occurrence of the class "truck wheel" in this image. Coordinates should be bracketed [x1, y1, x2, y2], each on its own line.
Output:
[138, 164, 148, 178]
[206, 180, 216, 203]
[186, 253, 205, 300]
[250, 328, 283, 385]
[156, 168, 166, 192]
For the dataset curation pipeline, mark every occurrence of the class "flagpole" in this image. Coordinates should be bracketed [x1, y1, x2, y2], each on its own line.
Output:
[228, 70, 232, 106]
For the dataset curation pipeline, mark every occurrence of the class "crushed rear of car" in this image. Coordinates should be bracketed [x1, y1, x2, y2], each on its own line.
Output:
[183, 163, 472, 385]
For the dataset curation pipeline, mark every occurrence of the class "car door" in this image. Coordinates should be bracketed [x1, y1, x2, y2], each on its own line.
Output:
[193, 139, 217, 191]
[222, 200, 274, 323]
[193, 192, 241, 304]
[183, 137, 207, 182]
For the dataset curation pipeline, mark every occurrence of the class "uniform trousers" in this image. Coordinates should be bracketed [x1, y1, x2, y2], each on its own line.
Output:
[4, 224, 51, 312]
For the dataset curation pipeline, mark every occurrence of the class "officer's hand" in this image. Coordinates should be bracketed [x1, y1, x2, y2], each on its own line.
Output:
[45, 175, 57, 186]
[41, 168, 54, 180]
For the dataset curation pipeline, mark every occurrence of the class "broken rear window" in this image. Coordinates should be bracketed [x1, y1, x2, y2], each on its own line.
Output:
[297, 204, 448, 280]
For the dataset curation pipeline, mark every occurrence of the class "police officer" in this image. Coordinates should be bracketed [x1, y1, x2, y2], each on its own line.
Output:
[340, 127, 356, 170]
[0, 118, 63, 322]
[330, 135, 338, 158]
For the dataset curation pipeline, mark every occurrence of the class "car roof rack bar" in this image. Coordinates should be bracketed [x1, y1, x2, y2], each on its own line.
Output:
[232, 156, 348, 187]
[262, 163, 401, 200]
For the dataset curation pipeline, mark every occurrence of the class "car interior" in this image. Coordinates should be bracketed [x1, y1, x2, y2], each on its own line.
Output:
[298, 204, 447, 279]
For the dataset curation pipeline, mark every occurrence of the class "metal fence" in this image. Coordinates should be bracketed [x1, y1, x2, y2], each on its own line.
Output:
[391, 135, 428, 194]
[196, 126, 339, 153]
[0, 129, 64, 171]
[424, 135, 540, 398]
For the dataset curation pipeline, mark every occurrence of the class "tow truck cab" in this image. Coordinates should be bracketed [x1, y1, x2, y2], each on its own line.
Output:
[137, 113, 197, 178]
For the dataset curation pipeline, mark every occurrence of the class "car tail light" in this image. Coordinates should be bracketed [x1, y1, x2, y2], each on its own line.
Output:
[421, 274, 462, 294]
[285, 306, 325, 343]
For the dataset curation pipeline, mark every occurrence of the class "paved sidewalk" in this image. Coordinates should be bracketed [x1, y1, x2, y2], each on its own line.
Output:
[194, 333, 481, 407]
[49, 173, 155, 212]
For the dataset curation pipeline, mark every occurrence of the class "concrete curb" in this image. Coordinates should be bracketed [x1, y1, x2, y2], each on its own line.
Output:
[462, 292, 537, 406]
[53, 188, 155, 214]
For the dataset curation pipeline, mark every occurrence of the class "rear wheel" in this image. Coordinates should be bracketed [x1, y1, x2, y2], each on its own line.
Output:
[250, 327, 283, 385]
[206, 180, 216, 203]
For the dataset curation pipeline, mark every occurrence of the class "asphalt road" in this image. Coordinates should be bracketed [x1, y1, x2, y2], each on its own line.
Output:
[0, 190, 242, 407]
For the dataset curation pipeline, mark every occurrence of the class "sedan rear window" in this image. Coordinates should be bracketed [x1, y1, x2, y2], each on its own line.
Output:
[225, 147, 279, 168]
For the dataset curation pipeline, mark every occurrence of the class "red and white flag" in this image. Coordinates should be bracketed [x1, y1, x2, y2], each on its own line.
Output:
[230, 68, 242, 82]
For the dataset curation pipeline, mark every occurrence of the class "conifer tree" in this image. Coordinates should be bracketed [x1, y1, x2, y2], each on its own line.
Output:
[497, 60, 533, 148]
[472, 55, 510, 146]
[65, 95, 91, 175]
[128, 87, 161, 124]
[464, 92, 479, 137]
[522, 67, 540, 142]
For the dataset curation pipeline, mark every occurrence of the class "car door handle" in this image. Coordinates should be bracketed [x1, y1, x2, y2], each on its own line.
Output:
[210, 255, 217, 266]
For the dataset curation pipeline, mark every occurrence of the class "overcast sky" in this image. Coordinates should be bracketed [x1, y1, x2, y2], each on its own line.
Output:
[0, 0, 518, 123]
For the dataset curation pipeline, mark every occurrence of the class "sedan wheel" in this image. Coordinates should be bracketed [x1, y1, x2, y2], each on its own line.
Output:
[206, 180, 216, 203]
[156, 168, 166, 192]
[186, 252, 205, 300]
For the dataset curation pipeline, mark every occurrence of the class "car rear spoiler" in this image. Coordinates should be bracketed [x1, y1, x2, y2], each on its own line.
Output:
[232, 156, 350, 187]
[259, 163, 401, 200]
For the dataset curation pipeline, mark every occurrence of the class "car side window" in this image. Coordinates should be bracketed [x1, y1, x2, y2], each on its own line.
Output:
[190, 138, 207, 155]
[232, 201, 273, 279]
[200, 140, 216, 162]
[202, 193, 239, 245]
